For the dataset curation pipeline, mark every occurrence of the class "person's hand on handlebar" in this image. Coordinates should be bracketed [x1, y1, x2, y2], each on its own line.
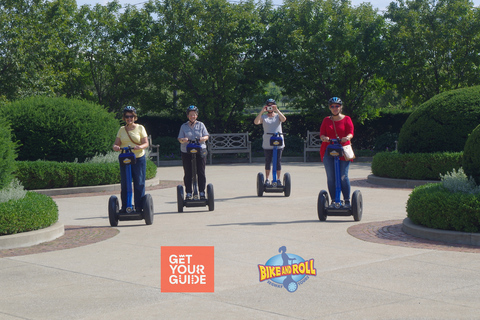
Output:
[320, 135, 330, 142]
[179, 138, 189, 144]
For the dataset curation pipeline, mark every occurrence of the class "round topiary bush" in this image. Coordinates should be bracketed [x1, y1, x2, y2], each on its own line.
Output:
[463, 124, 480, 185]
[0, 124, 17, 189]
[406, 183, 480, 233]
[1, 96, 119, 162]
[397, 86, 480, 154]
[0, 192, 58, 235]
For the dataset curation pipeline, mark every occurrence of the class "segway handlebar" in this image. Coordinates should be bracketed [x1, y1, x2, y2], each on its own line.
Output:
[121, 146, 134, 153]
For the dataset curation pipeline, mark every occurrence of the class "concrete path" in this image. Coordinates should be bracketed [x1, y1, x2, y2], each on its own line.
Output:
[1, 162, 480, 319]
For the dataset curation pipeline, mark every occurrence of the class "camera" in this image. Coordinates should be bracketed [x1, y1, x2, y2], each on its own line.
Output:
[266, 106, 273, 111]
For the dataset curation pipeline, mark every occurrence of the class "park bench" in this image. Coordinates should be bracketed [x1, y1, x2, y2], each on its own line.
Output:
[207, 132, 252, 164]
[147, 135, 160, 166]
[304, 130, 321, 162]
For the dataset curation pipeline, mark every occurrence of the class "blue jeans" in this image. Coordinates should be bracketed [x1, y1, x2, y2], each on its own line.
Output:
[120, 155, 146, 211]
[323, 153, 351, 203]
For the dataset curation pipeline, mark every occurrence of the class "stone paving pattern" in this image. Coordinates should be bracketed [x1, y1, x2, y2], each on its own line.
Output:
[1, 163, 480, 320]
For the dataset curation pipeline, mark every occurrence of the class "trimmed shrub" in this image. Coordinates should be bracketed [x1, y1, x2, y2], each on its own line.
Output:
[0, 124, 17, 189]
[1, 96, 119, 162]
[0, 192, 58, 235]
[463, 124, 480, 185]
[407, 183, 480, 233]
[371, 151, 463, 180]
[15, 159, 157, 190]
[153, 136, 181, 160]
[397, 86, 480, 154]
[142, 110, 412, 151]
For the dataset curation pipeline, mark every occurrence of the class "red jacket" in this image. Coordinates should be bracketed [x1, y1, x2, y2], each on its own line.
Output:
[320, 116, 354, 161]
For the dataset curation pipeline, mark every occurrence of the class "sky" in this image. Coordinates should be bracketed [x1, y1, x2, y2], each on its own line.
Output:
[75, 0, 480, 11]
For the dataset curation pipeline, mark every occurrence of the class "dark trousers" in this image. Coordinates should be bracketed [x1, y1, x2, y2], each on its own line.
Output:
[181, 152, 206, 194]
[120, 155, 146, 211]
[264, 148, 283, 171]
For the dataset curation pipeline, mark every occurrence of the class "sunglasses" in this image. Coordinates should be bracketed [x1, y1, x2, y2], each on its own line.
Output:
[124, 115, 135, 119]
[330, 105, 341, 109]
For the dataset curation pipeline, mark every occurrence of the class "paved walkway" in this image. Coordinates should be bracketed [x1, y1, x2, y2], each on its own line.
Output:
[1, 163, 480, 319]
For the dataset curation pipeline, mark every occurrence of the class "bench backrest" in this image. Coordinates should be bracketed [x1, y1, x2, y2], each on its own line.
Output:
[209, 133, 250, 149]
[306, 131, 321, 148]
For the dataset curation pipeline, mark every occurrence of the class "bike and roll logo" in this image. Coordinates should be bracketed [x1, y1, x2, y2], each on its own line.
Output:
[258, 246, 316, 293]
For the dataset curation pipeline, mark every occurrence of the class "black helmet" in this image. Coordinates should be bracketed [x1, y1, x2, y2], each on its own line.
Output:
[186, 105, 198, 115]
[328, 97, 343, 105]
[123, 106, 137, 114]
[265, 98, 276, 105]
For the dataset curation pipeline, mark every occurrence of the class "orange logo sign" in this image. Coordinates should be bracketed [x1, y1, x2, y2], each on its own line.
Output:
[161, 246, 214, 292]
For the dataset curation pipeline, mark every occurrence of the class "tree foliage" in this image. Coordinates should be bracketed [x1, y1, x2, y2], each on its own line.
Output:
[384, 0, 480, 105]
[1, 0, 480, 127]
[265, 0, 387, 120]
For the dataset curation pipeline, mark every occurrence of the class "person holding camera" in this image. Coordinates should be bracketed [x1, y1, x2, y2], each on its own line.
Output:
[254, 98, 287, 186]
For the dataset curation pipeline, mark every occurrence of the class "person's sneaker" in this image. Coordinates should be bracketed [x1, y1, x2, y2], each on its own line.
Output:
[200, 192, 206, 200]
[186, 193, 192, 200]
[343, 200, 351, 209]
[265, 179, 271, 186]
[276, 180, 282, 187]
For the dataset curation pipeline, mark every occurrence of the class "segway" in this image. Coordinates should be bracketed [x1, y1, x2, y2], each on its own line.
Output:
[177, 139, 214, 212]
[108, 146, 154, 226]
[317, 139, 362, 221]
[256, 132, 291, 197]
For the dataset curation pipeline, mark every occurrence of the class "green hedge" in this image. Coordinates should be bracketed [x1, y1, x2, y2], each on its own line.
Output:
[0, 124, 17, 189]
[0, 192, 58, 235]
[141, 109, 412, 151]
[397, 86, 480, 154]
[407, 183, 480, 233]
[463, 124, 480, 185]
[2, 96, 119, 162]
[15, 160, 157, 190]
[371, 152, 463, 180]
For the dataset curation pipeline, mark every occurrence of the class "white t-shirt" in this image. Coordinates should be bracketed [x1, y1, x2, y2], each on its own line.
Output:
[261, 114, 284, 150]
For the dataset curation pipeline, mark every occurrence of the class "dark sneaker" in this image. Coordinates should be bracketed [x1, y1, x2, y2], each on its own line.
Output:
[276, 180, 282, 187]
[186, 193, 192, 200]
[343, 200, 351, 209]
[265, 179, 271, 186]
[200, 192, 206, 200]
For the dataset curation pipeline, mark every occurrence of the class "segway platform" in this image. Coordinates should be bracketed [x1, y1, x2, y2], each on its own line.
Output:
[317, 140, 362, 222]
[177, 140, 214, 212]
[256, 133, 291, 197]
[108, 147, 154, 226]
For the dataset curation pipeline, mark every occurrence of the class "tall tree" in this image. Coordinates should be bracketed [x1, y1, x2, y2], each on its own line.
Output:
[265, 0, 388, 120]
[150, 0, 271, 132]
[384, 0, 480, 105]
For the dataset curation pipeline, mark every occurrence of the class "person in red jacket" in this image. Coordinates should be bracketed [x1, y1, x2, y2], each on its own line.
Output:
[319, 97, 354, 208]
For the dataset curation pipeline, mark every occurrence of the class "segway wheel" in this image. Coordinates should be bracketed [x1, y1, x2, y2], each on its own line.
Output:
[352, 190, 363, 221]
[283, 172, 291, 197]
[108, 195, 119, 227]
[142, 194, 154, 225]
[176, 185, 184, 213]
[256, 172, 265, 197]
[317, 190, 329, 221]
[207, 183, 214, 211]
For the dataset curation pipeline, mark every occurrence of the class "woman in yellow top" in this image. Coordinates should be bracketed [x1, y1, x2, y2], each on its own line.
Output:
[112, 106, 149, 212]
